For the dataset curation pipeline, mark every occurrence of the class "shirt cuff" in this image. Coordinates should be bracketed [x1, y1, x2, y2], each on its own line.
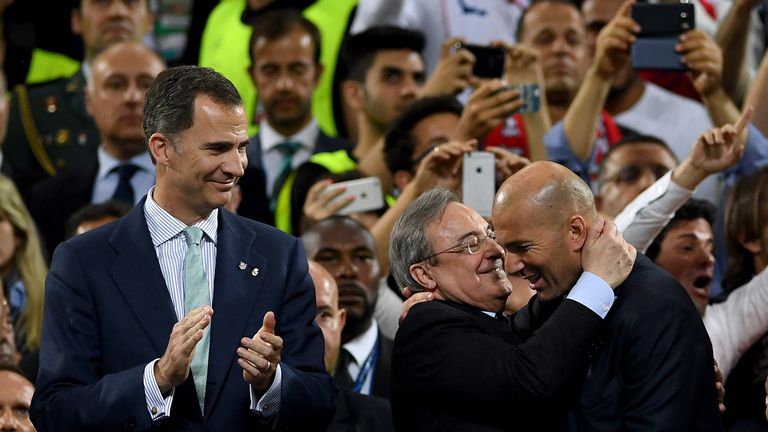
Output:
[143, 359, 175, 421]
[566, 272, 615, 319]
[250, 363, 282, 417]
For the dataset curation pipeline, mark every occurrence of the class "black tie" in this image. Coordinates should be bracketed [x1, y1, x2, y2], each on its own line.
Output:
[111, 164, 140, 204]
[334, 348, 355, 389]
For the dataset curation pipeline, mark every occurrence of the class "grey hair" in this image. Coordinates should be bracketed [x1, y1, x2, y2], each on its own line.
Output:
[390, 187, 459, 293]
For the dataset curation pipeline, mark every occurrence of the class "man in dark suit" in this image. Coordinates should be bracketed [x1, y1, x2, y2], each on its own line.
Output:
[2, 0, 153, 195]
[303, 216, 392, 399]
[308, 261, 392, 432]
[389, 187, 632, 431]
[237, 9, 351, 227]
[493, 161, 723, 431]
[26, 41, 163, 256]
[30, 66, 336, 431]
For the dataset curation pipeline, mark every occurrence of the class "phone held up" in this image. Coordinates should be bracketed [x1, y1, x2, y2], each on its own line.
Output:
[320, 177, 384, 216]
[454, 42, 506, 79]
[630, 3, 695, 71]
[462, 151, 496, 218]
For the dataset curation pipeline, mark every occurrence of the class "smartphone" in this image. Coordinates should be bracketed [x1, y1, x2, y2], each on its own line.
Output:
[455, 42, 506, 78]
[631, 3, 695, 37]
[512, 83, 541, 113]
[321, 177, 384, 216]
[632, 38, 685, 71]
[462, 152, 496, 218]
[630, 3, 694, 71]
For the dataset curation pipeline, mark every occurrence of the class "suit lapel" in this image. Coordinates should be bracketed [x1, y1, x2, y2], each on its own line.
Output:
[108, 201, 177, 355]
[205, 210, 267, 417]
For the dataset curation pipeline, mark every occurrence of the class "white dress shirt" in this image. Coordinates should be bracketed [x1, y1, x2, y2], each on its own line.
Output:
[341, 320, 380, 396]
[259, 119, 318, 197]
[91, 146, 155, 204]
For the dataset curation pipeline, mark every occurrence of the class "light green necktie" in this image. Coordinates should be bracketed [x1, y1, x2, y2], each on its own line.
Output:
[183, 227, 210, 414]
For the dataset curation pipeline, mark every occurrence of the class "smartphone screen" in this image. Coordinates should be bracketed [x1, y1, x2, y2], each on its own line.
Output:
[460, 44, 506, 79]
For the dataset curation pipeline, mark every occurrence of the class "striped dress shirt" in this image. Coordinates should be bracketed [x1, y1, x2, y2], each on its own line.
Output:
[140, 188, 281, 421]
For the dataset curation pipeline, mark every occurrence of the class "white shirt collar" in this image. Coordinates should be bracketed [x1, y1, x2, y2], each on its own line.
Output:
[343, 320, 379, 366]
[260, 118, 319, 153]
[95, 145, 154, 182]
[144, 186, 219, 247]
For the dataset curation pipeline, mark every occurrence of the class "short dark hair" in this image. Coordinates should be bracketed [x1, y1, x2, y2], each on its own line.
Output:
[597, 133, 678, 183]
[384, 96, 463, 175]
[516, 0, 581, 41]
[343, 26, 426, 82]
[248, 9, 322, 67]
[64, 200, 133, 240]
[143, 66, 242, 151]
[646, 198, 715, 261]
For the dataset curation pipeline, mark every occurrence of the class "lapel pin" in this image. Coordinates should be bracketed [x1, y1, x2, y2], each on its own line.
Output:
[251, 268, 259, 277]
[239, 261, 247, 270]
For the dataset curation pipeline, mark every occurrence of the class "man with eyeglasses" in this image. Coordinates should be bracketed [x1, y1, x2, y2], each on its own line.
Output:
[389, 187, 635, 430]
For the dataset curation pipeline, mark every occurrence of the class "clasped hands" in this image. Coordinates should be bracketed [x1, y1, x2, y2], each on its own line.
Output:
[154, 307, 283, 395]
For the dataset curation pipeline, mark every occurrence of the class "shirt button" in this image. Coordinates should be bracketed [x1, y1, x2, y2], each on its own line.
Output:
[151, 407, 158, 415]
[602, 304, 610, 312]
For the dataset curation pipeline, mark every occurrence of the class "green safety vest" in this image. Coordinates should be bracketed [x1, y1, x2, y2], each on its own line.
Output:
[199, 0, 357, 137]
[26, 49, 81, 85]
[274, 150, 357, 234]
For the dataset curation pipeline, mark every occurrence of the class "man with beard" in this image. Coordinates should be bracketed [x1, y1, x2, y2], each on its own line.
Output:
[26, 42, 165, 256]
[302, 216, 392, 398]
[238, 9, 351, 225]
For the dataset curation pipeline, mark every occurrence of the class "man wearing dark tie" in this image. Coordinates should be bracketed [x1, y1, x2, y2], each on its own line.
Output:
[26, 41, 163, 256]
[30, 65, 336, 430]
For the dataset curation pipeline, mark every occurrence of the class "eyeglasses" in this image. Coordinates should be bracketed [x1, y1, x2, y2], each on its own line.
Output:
[421, 229, 502, 263]
[608, 164, 670, 184]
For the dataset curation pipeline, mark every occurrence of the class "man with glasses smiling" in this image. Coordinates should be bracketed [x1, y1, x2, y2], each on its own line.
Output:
[389, 187, 634, 431]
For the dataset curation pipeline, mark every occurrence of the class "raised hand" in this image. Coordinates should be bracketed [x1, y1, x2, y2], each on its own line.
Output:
[678, 30, 724, 97]
[302, 179, 354, 227]
[581, 216, 636, 289]
[155, 306, 214, 394]
[410, 139, 477, 193]
[454, 80, 523, 141]
[592, 0, 639, 79]
[420, 37, 476, 97]
[239, 311, 283, 394]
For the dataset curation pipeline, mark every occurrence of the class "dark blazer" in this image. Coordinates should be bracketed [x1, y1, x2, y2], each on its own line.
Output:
[391, 299, 606, 431]
[563, 254, 723, 431]
[326, 389, 392, 432]
[2, 71, 100, 196]
[26, 160, 97, 256]
[238, 128, 352, 226]
[30, 201, 336, 431]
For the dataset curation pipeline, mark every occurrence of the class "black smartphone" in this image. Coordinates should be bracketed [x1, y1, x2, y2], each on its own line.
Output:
[630, 3, 695, 70]
[631, 3, 695, 37]
[455, 43, 506, 78]
[632, 38, 685, 70]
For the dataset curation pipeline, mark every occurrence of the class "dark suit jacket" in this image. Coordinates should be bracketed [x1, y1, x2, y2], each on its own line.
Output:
[326, 389, 392, 432]
[391, 299, 606, 431]
[26, 160, 97, 256]
[2, 71, 100, 197]
[30, 201, 336, 431]
[562, 254, 723, 431]
[238, 128, 351, 226]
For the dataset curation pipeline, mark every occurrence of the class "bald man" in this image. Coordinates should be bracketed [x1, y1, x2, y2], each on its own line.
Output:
[308, 261, 392, 432]
[27, 42, 165, 255]
[493, 161, 722, 431]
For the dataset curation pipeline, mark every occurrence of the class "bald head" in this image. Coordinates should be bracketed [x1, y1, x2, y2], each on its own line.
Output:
[495, 161, 597, 226]
[492, 162, 597, 301]
[308, 260, 346, 373]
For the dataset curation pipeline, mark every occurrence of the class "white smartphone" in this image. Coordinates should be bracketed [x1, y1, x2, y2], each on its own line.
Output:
[322, 177, 385, 215]
[462, 152, 496, 218]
